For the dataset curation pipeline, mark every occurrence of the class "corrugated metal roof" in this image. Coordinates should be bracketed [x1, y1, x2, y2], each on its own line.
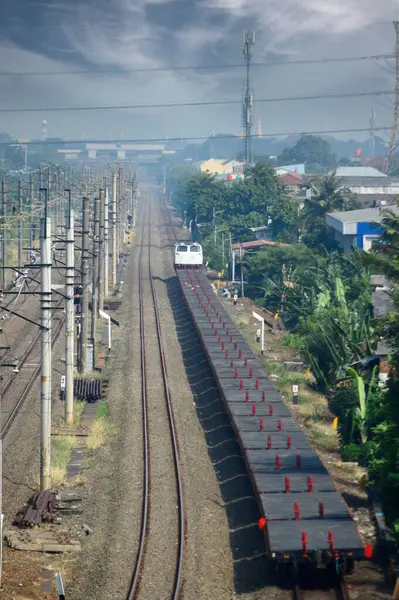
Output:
[333, 166, 387, 178]
[278, 163, 306, 174]
[339, 176, 399, 187]
[327, 205, 399, 225]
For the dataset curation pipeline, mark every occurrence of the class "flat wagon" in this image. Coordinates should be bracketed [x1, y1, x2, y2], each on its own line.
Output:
[177, 267, 371, 580]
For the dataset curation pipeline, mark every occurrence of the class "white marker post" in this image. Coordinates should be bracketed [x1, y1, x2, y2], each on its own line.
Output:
[99, 309, 112, 351]
[292, 384, 299, 405]
[252, 311, 265, 355]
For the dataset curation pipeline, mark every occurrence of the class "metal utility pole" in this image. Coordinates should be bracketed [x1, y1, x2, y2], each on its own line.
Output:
[230, 232, 235, 283]
[40, 197, 52, 491]
[383, 22, 399, 173]
[240, 244, 244, 298]
[1, 177, 7, 291]
[98, 189, 105, 312]
[242, 29, 255, 165]
[18, 179, 23, 268]
[80, 196, 90, 373]
[39, 164, 44, 189]
[104, 184, 109, 298]
[65, 191, 74, 425]
[112, 172, 117, 288]
[29, 174, 35, 252]
[117, 168, 123, 264]
[132, 181, 137, 228]
[91, 196, 100, 364]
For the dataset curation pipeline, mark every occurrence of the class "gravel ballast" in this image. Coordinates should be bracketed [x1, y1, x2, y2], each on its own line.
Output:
[67, 190, 299, 599]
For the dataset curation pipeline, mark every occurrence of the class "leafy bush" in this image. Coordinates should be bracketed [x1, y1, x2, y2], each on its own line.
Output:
[341, 441, 377, 467]
[341, 443, 361, 463]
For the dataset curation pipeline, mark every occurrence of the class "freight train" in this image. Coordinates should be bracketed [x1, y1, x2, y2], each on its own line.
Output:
[177, 267, 372, 581]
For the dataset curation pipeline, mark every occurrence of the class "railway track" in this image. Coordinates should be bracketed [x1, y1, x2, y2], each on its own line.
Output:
[1, 295, 65, 438]
[127, 202, 185, 600]
[292, 577, 350, 600]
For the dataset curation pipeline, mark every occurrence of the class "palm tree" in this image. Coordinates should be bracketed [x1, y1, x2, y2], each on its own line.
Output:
[301, 172, 357, 250]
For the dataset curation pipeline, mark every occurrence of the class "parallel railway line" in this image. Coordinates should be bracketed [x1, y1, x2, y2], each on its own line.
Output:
[127, 201, 185, 600]
[1, 294, 65, 438]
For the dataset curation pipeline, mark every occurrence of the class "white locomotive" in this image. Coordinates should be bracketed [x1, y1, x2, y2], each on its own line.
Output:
[174, 242, 203, 268]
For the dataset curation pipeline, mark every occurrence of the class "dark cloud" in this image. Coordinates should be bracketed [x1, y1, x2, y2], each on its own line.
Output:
[0, 0, 398, 142]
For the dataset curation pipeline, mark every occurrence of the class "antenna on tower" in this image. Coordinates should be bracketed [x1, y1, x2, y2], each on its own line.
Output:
[369, 107, 376, 158]
[257, 116, 263, 139]
[242, 30, 255, 165]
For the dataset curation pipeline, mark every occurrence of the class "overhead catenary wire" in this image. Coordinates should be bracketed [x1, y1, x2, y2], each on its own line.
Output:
[0, 53, 393, 77]
[0, 90, 393, 113]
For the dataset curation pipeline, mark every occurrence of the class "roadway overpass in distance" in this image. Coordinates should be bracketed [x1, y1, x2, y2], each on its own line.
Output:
[57, 142, 176, 162]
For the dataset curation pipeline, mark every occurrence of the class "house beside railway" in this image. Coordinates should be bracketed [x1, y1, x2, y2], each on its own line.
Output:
[325, 205, 399, 253]
[328, 166, 399, 207]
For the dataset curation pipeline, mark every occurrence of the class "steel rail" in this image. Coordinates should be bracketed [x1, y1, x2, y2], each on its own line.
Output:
[127, 200, 185, 599]
[126, 205, 151, 599]
[149, 207, 185, 599]
[1, 296, 65, 438]
[292, 577, 350, 600]
[161, 198, 178, 244]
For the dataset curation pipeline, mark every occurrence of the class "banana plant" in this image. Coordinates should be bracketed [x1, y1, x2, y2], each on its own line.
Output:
[346, 365, 378, 444]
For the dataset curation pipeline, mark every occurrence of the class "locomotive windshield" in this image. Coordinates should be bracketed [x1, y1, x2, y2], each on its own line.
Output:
[190, 245, 201, 252]
[176, 245, 188, 252]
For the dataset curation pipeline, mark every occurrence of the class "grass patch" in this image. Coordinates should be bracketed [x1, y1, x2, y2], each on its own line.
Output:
[330, 460, 366, 482]
[307, 422, 340, 453]
[51, 436, 77, 487]
[67, 474, 87, 487]
[73, 400, 86, 426]
[236, 316, 250, 327]
[86, 401, 116, 451]
[96, 399, 108, 419]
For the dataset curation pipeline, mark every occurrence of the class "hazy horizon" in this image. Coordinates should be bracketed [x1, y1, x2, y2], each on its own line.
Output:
[1, 0, 399, 144]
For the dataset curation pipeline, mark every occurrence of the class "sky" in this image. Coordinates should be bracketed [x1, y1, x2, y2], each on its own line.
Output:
[1, 0, 399, 143]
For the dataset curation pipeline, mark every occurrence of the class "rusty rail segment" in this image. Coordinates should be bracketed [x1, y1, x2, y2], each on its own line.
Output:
[127, 202, 185, 600]
[14, 490, 56, 527]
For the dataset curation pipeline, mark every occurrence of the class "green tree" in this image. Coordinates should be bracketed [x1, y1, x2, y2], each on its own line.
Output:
[268, 196, 299, 243]
[358, 206, 399, 527]
[279, 135, 337, 169]
[175, 172, 227, 222]
[301, 172, 357, 250]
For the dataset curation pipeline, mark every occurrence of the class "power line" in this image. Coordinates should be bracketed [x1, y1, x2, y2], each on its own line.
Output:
[0, 90, 393, 114]
[0, 54, 393, 77]
[0, 127, 392, 147]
